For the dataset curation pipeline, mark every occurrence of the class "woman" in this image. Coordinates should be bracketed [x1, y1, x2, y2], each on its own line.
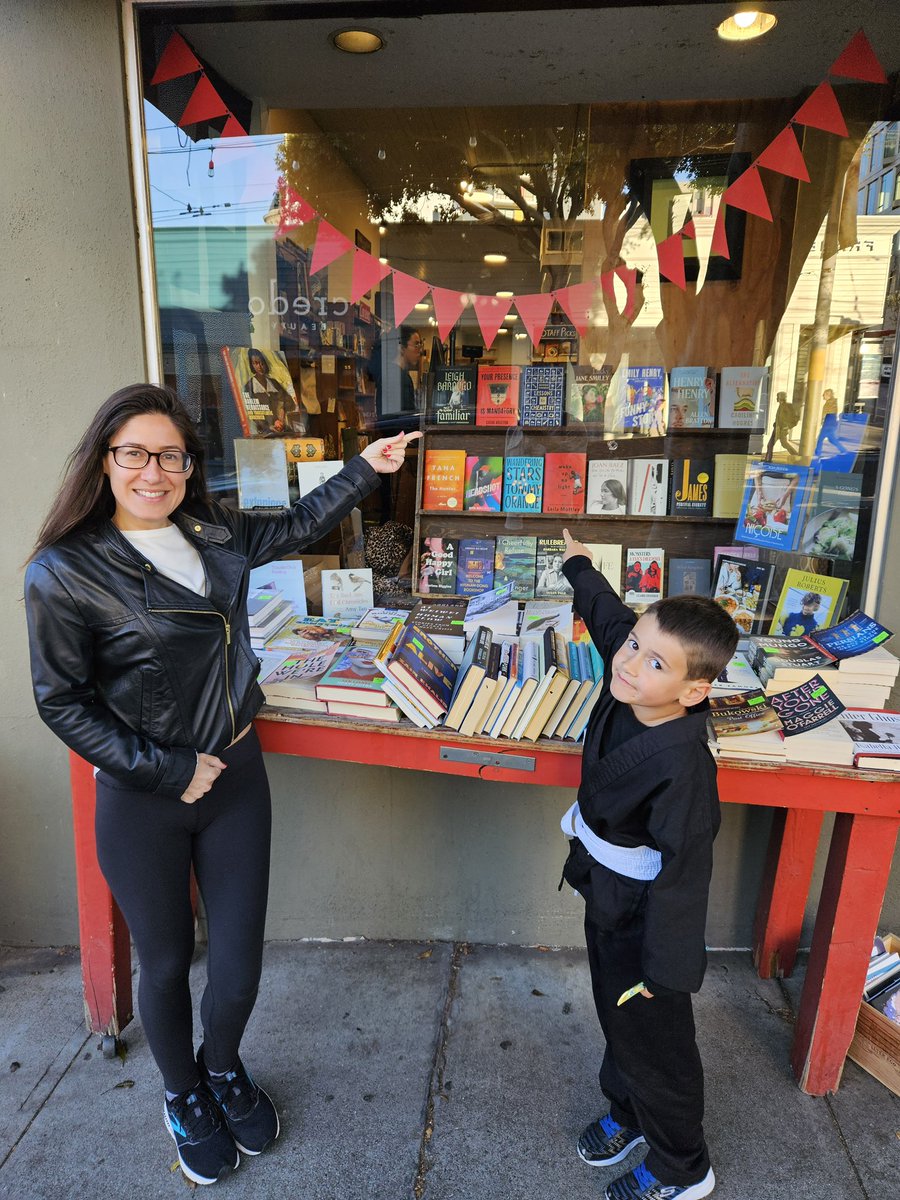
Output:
[24, 384, 418, 1186]
[244, 348, 298, 435]
[588, 478, 627, 515]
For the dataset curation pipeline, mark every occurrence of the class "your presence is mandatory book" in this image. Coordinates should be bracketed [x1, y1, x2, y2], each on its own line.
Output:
[464, 455, 503, 511]
[668, 367, 715, 430]
[494, 535, 538, 600]
[476, 365, 521, 426]
[799, 471, 863, 561]
[586, 460, 629, 514]
[668, 458, 714, 517]
[502, 456, 544, 513]
[717, 366, 768, 432]
[456, 537, 496, 597]
[422, 450, 466, 511]
[418, 537, 458, 595]
[542, 452, 587, 514]
[427, 365, 477, 425]
[769, 569, 848, 639]
[623, 367, 666, 436]
[735, 460, 809, 552]
[520, 364, 566, 427]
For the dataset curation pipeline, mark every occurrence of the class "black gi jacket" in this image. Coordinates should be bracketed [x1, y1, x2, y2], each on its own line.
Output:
[562, 555, 719, 994]
[25, 456, 379, 800]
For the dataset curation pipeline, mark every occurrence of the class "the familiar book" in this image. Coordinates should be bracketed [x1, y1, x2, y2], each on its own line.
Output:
[542, 452, 587, 515]
[422, 449, 466, 511]
[718, 367, 768, 432]
[476, 365, 521, 427]
[502, 456, 544, 513]
[520, 364, 566, 427]
[427, 365, 477, 425]
[464, 455, 503, 511]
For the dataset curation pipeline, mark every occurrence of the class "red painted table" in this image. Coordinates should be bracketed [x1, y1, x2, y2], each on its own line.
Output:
[69, 713, 900, 1093]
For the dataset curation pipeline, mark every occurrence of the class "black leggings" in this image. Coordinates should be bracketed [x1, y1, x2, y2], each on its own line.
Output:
[95, 728, 271, 1095]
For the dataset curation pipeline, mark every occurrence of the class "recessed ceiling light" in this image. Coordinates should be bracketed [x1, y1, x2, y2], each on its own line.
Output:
[414, 302, 430, 311]
[502, 314, 517, 323]
[496, 290, 514, 298]
[484, 253, 508, 265]
[497, 327, 510, 335]
[717, 9, 777, 40]
[331, 28, 385, 54]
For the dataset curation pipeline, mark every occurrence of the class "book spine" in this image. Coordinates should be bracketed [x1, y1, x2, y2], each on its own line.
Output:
[222, 347, 251, 437]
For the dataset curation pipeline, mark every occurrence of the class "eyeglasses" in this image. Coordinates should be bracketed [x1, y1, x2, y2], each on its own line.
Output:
[107, 446, 193, 473]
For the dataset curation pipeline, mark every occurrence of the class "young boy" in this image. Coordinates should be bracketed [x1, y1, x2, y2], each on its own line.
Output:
[559, 528, 739, 1200]
[779, 591, 822, 638]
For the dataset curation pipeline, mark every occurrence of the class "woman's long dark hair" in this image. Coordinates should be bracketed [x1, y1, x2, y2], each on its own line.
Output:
[30, 384, 209, 558]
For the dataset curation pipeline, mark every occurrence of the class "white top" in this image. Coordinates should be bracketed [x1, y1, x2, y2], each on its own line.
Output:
[122, 523, 206, 597]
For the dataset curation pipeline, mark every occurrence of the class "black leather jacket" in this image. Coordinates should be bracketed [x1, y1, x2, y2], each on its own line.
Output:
[24, 456, 379, 799]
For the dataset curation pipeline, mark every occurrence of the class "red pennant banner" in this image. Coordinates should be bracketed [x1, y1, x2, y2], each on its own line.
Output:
[723, 167, 773, 221]
[710, 206, 731, 260]
[179, 74, 230, 128]
[350, 250, 391, 304]
[554, 281, 595, 335]
[614, 266, 639, 320]
[276, 181, 318, 235]
[431, 287, 469, 341]
[220, 114, 248, 139]
[150, 31, 202, 86]
[680, 217, 697, 240]
[829, 30, 887, 85]
[472, 294, 513, 350]
[310, 221, 354, 276]
[390, 272, 430, 326]
[513, 292, 554, 348]
[792, 82, 849, 138]
[600, 271, 617, 303]
[755, 125, 810, 182]
[657, 234, 687, 289]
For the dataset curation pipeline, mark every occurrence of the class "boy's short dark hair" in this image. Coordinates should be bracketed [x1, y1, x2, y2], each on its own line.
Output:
[646, 594, 739, 681]
[801, 592, 822, 608]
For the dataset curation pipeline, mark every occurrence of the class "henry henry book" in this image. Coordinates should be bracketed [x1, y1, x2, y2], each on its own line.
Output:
[668, 367, 715, 430]
[427, 365, 477, 425]
[623, 367, 666, 436]
[520, 364, 565, 427]
[735, 460, 809, 552]
[476, 365, 521, 426]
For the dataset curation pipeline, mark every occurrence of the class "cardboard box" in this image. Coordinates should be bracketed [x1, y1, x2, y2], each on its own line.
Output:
[847, 933, 900, 1096]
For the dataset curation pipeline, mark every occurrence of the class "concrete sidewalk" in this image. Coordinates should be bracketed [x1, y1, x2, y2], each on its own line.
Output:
[0, 941, 897, 1199]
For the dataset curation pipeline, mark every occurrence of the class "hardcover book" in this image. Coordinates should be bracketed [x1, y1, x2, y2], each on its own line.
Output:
[321, 568, 374, 621]
[418, 537, 458, 595]
[223, 346, 304, 437]
[294, 459, 344, 497]
[623, 367, 666, 436]
[464, 455, 504, 511]
[249, 560, 307, 618]
[534, 537, 574, 599]
[385, 624, 459, 720]
[668, 557, 712, 597]
[628, 459, 669, 517]
[710, 554, 774, 636]
[837, 709, 900, 768]
[427, 365, 477, 425]
[315, 644, 391, 706]
[520, 364, 566, 427]
[712, 454, 749, 519]
[476, 365, 521, 426]
[234, 438, 290, 510]
[624, 548, 664, 608]
[768, 675, 845, 735]
[351, 608, 409, 645]
[444, 626, 493, 730]
[584, 543, 624, 593]
[668, 367, 715, 430]
[405, 599, 468, 664]
[586, 460, 629, 515]
[799, 471, 863, 561]
[668, 458, 714, 517]
[805, 611, 893, 660]
[494, 535, 538, 600]
[543, 452, 587, 514]
[422, 449, 466, 511]
[718, 367, 768, 432]
[456, 537, 496, 597]
[735, 460, 810, 552]
[502, 456, 544, 513]
[569, 364, 613, 427]
[769, 569, 848, 639]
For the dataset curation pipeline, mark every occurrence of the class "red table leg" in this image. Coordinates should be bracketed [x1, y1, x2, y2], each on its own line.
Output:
[70, 752, 133, 1039]
[791, 812, 900, 1095]
[752, 808, 824, 979]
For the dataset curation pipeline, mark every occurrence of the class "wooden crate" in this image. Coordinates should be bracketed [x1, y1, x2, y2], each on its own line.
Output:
[847, 934, 900, 1096]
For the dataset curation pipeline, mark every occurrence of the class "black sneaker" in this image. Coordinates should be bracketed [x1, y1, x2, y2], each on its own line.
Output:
[605, 1161, 716, 1200]
[578, 1113, 646, 1166]
[163, 1085, 239, 1186]
[198, 1043, 280, 1155]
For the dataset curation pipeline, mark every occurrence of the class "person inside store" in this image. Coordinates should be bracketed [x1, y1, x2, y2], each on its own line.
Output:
[243, 347, 299, 435]
[24, 384, 420, 1188]
[558, 527, 738, 1200]
[366, 325, 424, 519]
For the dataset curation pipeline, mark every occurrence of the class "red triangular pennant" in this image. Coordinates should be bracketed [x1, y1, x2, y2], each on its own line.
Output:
[723, 167, 773, 221]
[350, 250, 391, 304]
[220, 114, 248, 139]
[657, 234, 687, 289]
[472, 294, 513, 350]
[711, 206, 731, 259]
[600, 271, 617, 302]
[390, 272, 430, 326]
[553, 281, 595, 335]
[179, 74, 229, 128]
[614, 266, 639, 320]
[276, 181, 318, 236]
[513, 292, 554, 348]
[680, 217, 697, 240]
[829, 30, 887, 85]
[310, 221, 354, 276]
[792, 82, 849, 138]
[755, 125, 810, 182]
[430, 287, 469, 341]
[150, 31, 202, 86]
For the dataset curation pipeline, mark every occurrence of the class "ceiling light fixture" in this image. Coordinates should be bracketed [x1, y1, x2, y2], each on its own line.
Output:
[414, 302, 431, 311]
[484, 253, 508, 265]
[331, 28, 385, 54]
[496, 290, 514, 299]
[717, 8, 777, 41]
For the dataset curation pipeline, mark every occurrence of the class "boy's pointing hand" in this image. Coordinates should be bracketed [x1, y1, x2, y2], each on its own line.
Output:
[562, 527, 592, 563]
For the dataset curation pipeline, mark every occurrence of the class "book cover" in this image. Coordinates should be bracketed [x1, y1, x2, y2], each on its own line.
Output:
[459, 641, 504, 737]
[623, 367, 666, 436]
[769, 569, 848, 638]
[494, 535, 538, 600]
[464, 455, 504, 511]
[315, 643, 390, 705]
[321, 568, 375, 620]
[422, 449, 466, 511]
[718, 367, 768, 432]
[543, 452, 587, 514]
[294, 459, 344, 497]
[246, 587, 284, 626]
[768, 675, 845, 736]
[386, 624, 459, 719]
[351, 607, 409, 644]
[260, 642, 342, 705]
[427, 365, 477, 425]
[799, 471, 863, 561]
[714, 543, 759, 562]
[444, 625, 493, 730]
[628, 459, 669, 517]
[234, 438, 290, 510]
[534, 537, 574, 600]
[837, 709, 900, 764]
[569, 364, 613, 427]
[735, 460, 809, 552]
[746, 636, 837, 681]
[418, 537, 458, 595]
[521, 599, 574, 640]
[405, 599, 468, 663]
[709, 689, 783, 738]
[806, 611, 894, 659]
[712, 651, 761, 696]
[502, 456, 544, 513]
[476, 365, 521, 426]
[710, 554, 774, 636]
[249, 560, 308, 618]
[624, 548, 664, 608]
[668, 367, 715, 430]
[669, 557, 712, 597]
[586, 460, 629, 515]
[712, 454, 749, 519]
[520, 364, 566, 427]
[668, 458, 715, 517]
[223, 346, 304, 437]
[584, 543, 624, 593]
[456, 537, 496, 597]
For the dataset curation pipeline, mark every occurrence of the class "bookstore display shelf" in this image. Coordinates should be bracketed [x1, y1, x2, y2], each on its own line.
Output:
[419, 510, 736, 523]
[68, 721, 899, 1095]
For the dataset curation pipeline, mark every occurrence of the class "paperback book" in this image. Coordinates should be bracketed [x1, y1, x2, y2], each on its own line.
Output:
[837, 709, 900, 770]
[584, 543, 624, 592]
[569, 364, 613, 427]
[314, 644, 391, 707]
[669, 557, 712, 597]
[321, 568, 374, 621]
[586, 460, 629, 515]
[805, 612, 893, 659]
[294, 459, 344, 497]
[710, 555, 775, 636]
[628, 459, 669, 517]
[476, 365, 521, 426]
[746, 636, 837, 684]
[712, 454, 749, 519]
[668, 367, 715, 430]
[404, 599, 467, 663]
[718, 367, 768, 432]
[708, 689, 783, 738]
[427, 365, 477, 425]
[249, 560, 307, 618]
[521, 600, 574, 640]
[624, 549, 664, 608]
[385, 624, 459, 721]
[456, 537, 496, 597]
[735, 460, 809, 552]
[711, 651, 761, 696]
[422, 449, 466, 511]
[502, 456, 544, 513]
[351, 607, 409, 645]
[623, 367, 666, 436]
[464, 455, 504, 511]
[769, 569, 848, 638]
[768, 675, 845, 735]
[799, 471, 862, 561]
[520, 364, 566, 427]
[259, 643, 341, 711]
[418, 537, 458, 595]
[543, 452, 587, 514]
[494, 535, 538, 600]
[234, 438, 290, 510]
[668, 458, 715, 517]
[535, 537, 574, 600]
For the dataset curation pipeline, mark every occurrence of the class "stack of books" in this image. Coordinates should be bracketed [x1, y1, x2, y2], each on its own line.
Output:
[749, 639, 899, 711]
[864, 938, 900, 1002]
[248, 586, 294, 649]
[837, 709, 900, 772]
[314, 643, 401, 723]
[375, 622, 460, 729]
[707, 690, 786, 761]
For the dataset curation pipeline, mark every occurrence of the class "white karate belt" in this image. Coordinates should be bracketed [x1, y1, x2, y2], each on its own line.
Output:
[560, 801, 662, 881]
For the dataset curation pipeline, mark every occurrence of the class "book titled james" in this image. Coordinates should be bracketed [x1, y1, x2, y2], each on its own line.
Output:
[799, 471, 863, 561]
[464, 455, 503, 511]
[668, 367, 715, 430]
[520, 364, 566, 427]
[623, 367, 666, 436]
[535, 536, 574, 600]
[543, 452, 587, 514]
[427, 365, 477, 425]
[385, 624, 459, 721]
[623, 548, 664, 607]
[668, 458, 714, 517]
[418, 537, 458, 595]
[586, 460, 629, 515]
[628, 459, 669, 517]
[494, 535, 538, 600]
[456, 537, 496, 597]
[502, 456, 544, 513]
[805, 612, 893, 659]
[422, 449, 466, 511]
[669, 558, 711, 596]
[476, 365, 521, 426]
[837, 709, 900, 770]
[718, 367, 768, 431]
[770, 568, 848, 639]
[569, 364, 613, 427]
[768, 675, 845, 735]
[735, 460, 809, 552]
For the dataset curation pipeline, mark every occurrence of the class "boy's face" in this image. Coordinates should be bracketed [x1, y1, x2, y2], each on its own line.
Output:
[610, 613, 709, 723]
